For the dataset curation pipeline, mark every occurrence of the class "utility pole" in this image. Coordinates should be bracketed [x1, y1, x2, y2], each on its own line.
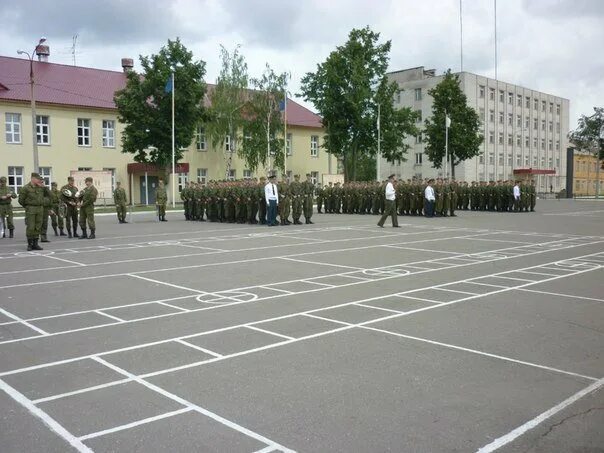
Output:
[376, 103, 381, 181]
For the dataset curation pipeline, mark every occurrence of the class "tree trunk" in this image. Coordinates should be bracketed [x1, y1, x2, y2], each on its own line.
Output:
[451, 161, 456, 179]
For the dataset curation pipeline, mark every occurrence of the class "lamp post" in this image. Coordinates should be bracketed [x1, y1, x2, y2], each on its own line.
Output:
[17, 37, 46, 175]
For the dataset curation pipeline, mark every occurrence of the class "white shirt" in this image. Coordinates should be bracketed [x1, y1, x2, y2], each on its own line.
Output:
[425, 185, 435, 201]
[385, 182, 396, 201]
[513, 185, 521, 199]
[265, 182, 278, 204]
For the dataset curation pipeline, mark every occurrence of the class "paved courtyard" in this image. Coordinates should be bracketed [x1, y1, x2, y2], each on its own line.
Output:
[1, 199, 603, 453]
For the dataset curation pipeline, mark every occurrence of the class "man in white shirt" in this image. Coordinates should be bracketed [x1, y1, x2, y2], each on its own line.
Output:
[377, 174, 399, 228]
[265, 174, 279, 226]
[513, 180, 521, 212]
[424, 179, 436, 217]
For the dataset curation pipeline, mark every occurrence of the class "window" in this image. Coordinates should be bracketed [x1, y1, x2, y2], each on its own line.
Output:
[534, 99, 538, 110]
[499, 154, 504, 165]
[525, 154, 530, 166]
[525, 96, 531, 108]
[103, 168, 116, 191]
[508, 92, 513, 104]
[479, 154, 484, 164]
[78, 167, 92, 171]
[541, 120, 546, 131]
[414, 88, 422, 101]
[225, 134, 231, 152]
[525, 117, 530, 129]
[286, 133, 292, 156]
[310, 135, 319, 156]
[489, 172, 495, 181]
[77, 118, 91, 146]
[415, 133, 423, 144]
[38, 167, 52, 186]
[549, 103, 553, 113]
[498, 132, 504, 145]
[507, 113, 513, 126]
[548, 121, 553, 132]
[541, 100, 546, 112]
[479, 107, 485, 122]
[489, 153, 494, 164]
[516, 115, 522, 127]
[489, 109, 495, 123]
[556, 104, 560, 115]
[516, 135, 521, 146]
[548, 140, 553, 151]
[8, 166, 24, 193]
[516, 154, 521, 166]
[533, 118, 538, 130]
[243, 169, 252, 179]
[517, 94, 522, 107]
[541, 139, 545, 150]
[507, 153, 513, 165]
[310, 171, 319, 185]
[489, 88, 495, 100]
[489, 132, 494, 144]
[479, 86, 485, 98]
[227, 169, 236, 181]
[533, 137, 538, 148]
[36, 115, 50, 145]
[5, 113, 21, 143]
[556, 157, 560, 168]
[533, 155, 538, 166]
[548, 157, 553, 168]
[556, 122, 560, 133]
[499, 111, 504, 124]
[555, 140, 560, 151]
[100, 120, 115, 147]
[525, 136, 529, 147]
[195, 126, 206, 151]
[507, 134, 513, 146]
[177, 172, 188, 192]
[499, 90, 504, 102]
[396, 91, 401, 103]
[415, 153, 423, 165]
[415, 110, 422, 123]
[197, 168, 207, 184]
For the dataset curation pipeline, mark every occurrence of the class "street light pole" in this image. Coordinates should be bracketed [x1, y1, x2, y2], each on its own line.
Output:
[17, 37, 46, 175]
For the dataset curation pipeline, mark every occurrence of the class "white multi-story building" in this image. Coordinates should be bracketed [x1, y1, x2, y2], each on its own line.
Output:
[383, 67, 569, 192]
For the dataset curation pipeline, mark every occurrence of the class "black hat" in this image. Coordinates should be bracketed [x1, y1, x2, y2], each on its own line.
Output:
[388, 174, 396, 179]
[31, 172, 42, 179]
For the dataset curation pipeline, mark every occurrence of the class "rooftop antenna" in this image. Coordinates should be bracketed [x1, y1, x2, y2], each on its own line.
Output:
[71, 34, 78, 66]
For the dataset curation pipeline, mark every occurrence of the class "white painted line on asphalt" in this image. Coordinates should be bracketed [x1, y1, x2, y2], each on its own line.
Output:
[77, 407, 193, 441]
[32, 378, 133, 404]
[245, 325, 295, 341]
[494, 275, 540, 283]
[0, 308, 48, 335]
[359, 326, 598, 382]
[127, 274, 206, 295]
[394, 295, 445, 305]
[0, 378, 93, 452]
[476, 378, 604, 452]
[92, 357, 296, 453]
[466, 282, 509, 289]
[513, 270, 561, 278]
[299, 279, 336, 288]
[259, 286, 294, 295]
[155, 301, 190, 312]
[279, 256, 365, 270]
[433, 287, 480, 296]
[303, 313, 352, 327]
[389, 246, 467, 256]
[94, 310, 125, 322]
[354, 303, 405, 314]
[175, 339, 223, 358]
[41, 254, 87, 266]
[515, 288, 604, 304]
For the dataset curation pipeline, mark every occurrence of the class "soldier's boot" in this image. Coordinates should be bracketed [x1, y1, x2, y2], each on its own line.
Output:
[60, 228, 67, 236]
[52, 226, 58, 236]
[78, 228, 88, 239]
[281, 218, 287, 226]
[40, 234, 50, 243]
[67, 228, 72, 238]
[161, 215, 168, 222]
[9, 229, 14, 238]
[32, 239, 43, 251]
[306, 218, 314, 224]
[88, 229, 96, 239]
[27, 239, 33, 251]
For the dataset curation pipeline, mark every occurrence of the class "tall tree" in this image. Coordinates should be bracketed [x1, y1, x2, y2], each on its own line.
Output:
[114, 39, 206, 182]
[423, 70, 483, 178]
[243, 64, 287, 172]
[205, 45, 250, 179]
[300, 26, 418, 181]
[569, 107, 604, 197]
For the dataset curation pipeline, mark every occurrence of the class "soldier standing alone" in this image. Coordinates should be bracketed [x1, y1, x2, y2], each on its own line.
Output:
[156, 179, 168, 221]
[113, 181, 128, 224]
[17, 173, 45, 250]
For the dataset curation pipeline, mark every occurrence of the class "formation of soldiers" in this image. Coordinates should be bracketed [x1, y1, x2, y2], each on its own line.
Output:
[180, 174, 315, 225]
[316, 179, 537, 217]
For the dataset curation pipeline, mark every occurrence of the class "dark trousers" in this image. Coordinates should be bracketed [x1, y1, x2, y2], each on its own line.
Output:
[267, 199, 278, 226]
[378, 199, 398, 227]
[424, 199, 435, 217]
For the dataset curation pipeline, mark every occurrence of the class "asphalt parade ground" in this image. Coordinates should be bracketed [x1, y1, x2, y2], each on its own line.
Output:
[0, 199, 603, 453]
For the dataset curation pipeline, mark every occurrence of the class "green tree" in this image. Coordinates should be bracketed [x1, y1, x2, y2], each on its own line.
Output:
[205, 45, 250, 179]
[300, 26, 418, 181]
[423, 70, 483, 179]
[242, 64, 287, 173]
[569, 107, 604, 197]
[114, 39, 206, 182]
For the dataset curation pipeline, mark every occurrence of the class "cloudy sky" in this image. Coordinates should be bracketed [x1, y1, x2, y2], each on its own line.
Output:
[1, 0, 602, 126]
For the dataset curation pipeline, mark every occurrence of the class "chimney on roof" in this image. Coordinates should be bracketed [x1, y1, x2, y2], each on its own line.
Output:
[121, 58, 134, 73]
[35, 44, 50, 62]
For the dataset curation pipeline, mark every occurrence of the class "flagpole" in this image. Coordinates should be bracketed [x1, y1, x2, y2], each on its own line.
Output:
[171, 71, 175, 209]
[283, 85, 287, 177]
[377, 103, 381, 181]
[445, 109, 449, 179]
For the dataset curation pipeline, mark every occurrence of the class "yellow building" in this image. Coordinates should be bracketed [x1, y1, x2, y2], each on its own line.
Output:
[572, 151, 603, 196]
[1, 54, 335, 205]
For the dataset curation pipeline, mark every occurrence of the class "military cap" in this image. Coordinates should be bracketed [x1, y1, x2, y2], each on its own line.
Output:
[388, 174, 396, 179]
[306, 173, 311, 177]
[85, 177, 93, 182]
[268, 174, 276, 180]
[51, 181, 57, 186]
[31, 172, 42, 179]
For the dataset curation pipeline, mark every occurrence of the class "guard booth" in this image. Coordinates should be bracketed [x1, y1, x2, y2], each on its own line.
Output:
[127, 163, 189, 205]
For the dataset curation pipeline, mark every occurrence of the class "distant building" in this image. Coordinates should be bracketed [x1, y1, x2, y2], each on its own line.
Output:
[566, 148, 603, 197]
[1, 49, 335, 204]
[383, 67, 569, 192]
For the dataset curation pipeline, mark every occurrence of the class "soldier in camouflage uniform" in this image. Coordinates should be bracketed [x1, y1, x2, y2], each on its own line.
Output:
[0, 176, 17, 238]
[18, 173, 45, 250]
[113, 181, 128, 224]
[78, 177, 98, 239]
[40, 182, 53, 242]
[60, 176, 79, 237]
[49, 181, 63, 235]
[155, 179, 168, 221]
[290, 174, 303, 224]
[303, 173, 315, 224]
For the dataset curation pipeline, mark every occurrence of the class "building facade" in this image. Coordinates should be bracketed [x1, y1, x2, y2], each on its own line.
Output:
[1, 54, 334, 205]
[383, 67, 570, 192]
[570, 150, 603, 196]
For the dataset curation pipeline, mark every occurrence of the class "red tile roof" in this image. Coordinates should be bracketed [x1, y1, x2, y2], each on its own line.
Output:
[0, 56, 322, 128]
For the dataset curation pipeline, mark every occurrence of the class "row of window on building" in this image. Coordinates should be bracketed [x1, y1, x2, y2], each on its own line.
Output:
[412, 152, 560, 169]
[478, 87, 562, 115]
[4, 113, 115, 147]
[478, 109, 561, 132]
[574, 179, 603, 194]
[3, 166, 115, 193]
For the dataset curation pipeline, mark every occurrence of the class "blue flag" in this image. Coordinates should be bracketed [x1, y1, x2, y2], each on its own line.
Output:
[164, 74, 173, 94]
